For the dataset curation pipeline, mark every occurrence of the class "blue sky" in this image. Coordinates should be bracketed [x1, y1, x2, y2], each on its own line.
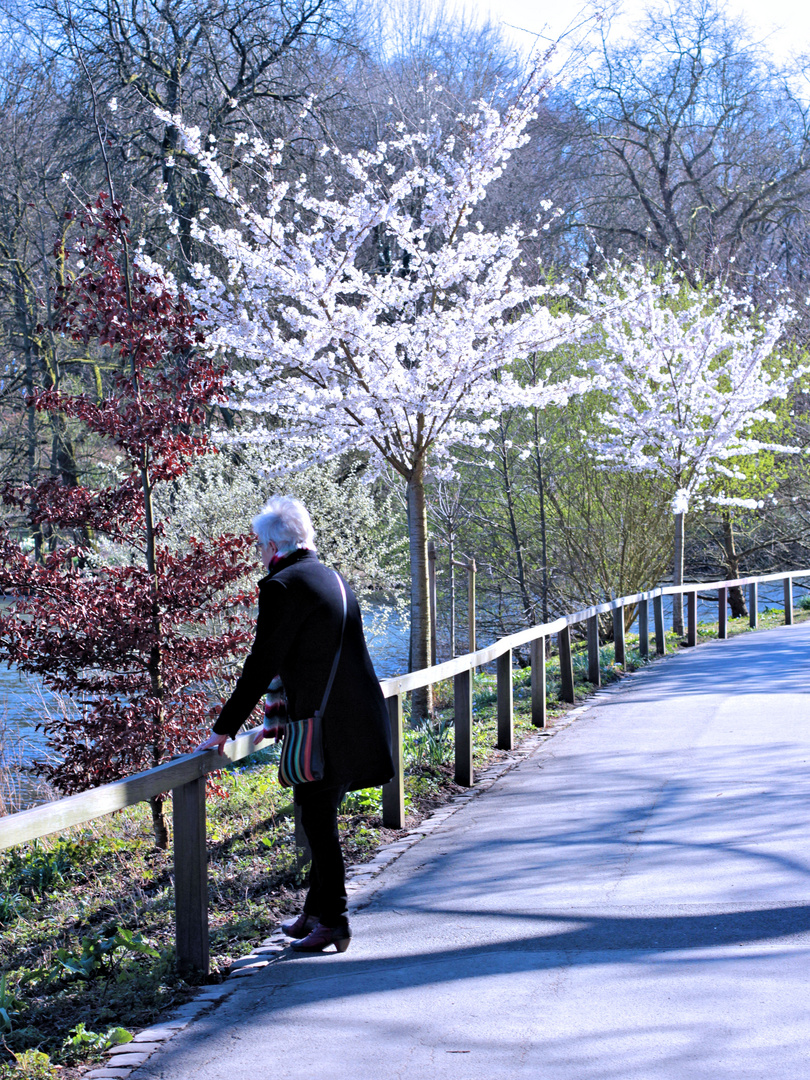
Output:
[472, 0, 810, 62]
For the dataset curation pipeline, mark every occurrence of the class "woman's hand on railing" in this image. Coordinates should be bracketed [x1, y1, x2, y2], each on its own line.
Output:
[253, 723, 284, 746]
[196, 731, 230, 756]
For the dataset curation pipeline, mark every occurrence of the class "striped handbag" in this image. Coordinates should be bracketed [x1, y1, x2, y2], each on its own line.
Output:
[277, 715, 325, 787]
[278, 572, 347, 788]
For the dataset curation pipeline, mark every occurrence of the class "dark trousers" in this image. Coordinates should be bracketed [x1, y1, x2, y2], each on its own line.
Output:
[296, 784, 348, 928]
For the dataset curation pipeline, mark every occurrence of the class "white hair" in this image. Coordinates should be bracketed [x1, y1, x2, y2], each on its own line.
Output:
[252, 496, 316, 555]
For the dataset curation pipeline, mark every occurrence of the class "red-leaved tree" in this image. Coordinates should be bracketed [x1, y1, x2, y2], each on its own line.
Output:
[0, 197, 254, 847]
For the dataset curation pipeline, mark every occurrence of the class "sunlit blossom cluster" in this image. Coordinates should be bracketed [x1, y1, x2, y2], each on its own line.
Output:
[581, 262, 804, 513]
[163, 72, 585, 483]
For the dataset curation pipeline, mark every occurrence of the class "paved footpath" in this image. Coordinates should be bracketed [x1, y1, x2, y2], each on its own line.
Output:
[130, 621, 810, 1080]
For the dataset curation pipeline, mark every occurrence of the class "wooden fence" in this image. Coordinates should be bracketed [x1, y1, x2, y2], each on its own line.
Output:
[1, 568, 807, 974]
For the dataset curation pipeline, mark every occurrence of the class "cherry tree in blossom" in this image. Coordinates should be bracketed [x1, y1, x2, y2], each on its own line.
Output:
[164, 71, 586, 714]
[581, 260, 802, 635]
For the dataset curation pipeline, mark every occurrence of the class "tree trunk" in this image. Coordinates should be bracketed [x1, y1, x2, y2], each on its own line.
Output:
[14, 265, 49, 560]
[449, 531, 456, 659]
[22, 327, 43, 562]
[121, 226, 169, 851]
[673, 511, 685, 637]
[406, 464, 433, 721]
[498, 420, 534, 625]
[150, 794, 168, 850]
[721, 513, 748, 617]
[143, 466, 168, 850]
[532, 409, 549, 624]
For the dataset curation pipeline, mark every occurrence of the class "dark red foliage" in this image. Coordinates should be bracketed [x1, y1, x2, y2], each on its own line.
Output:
[0, 198, 255, 795]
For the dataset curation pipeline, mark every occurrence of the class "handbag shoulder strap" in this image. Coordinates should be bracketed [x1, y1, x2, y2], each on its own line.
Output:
[315, 570, 347, 720]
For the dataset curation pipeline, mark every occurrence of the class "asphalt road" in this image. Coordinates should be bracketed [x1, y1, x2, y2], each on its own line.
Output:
[134, 620, 810, 1080]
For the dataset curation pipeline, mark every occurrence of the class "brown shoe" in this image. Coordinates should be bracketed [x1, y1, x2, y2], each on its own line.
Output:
[281, 913, 319, 939]
[289, 922, 351, 954]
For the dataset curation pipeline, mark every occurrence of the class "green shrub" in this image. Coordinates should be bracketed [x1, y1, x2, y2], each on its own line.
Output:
[62, 1022, 132, 1061]
[0, 838, 95, 898]
[342, 788, 384, 815]
[405, 717, 452, 768]
[0, 1049, 58, 1079]
[0, 892, 27, 925]
[52, 928, 159, 984]
[0, 972, 25, 1034]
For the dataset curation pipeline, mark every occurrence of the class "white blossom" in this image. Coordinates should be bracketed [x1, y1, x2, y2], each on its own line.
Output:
[709, 496, 765, 509]
[581, 261, 804, 508]
[170, 70, 586, 487]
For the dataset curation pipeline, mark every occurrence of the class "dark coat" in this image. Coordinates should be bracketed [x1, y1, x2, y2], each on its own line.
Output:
[213, 548, 394, 793]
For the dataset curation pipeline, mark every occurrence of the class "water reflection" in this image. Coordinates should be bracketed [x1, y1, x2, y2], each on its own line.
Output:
[362, 601, 410, 680]
[0, 666, 53, 762]
[625, 581, 807, 633]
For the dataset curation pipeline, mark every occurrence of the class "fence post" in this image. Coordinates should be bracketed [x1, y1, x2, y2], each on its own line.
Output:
[382, 692, 405, 829]
[686, 591, 697, 646]
[587, 615, 601, 686]
[784, 576, 793, 625]
[638, 598, 649, 658]
[531, 635, 546, 728]
[497, 648, 514, 750]
[428, 542, 437, 667]
[454, 666, 473, 786]
[748, 582, 758, 628]
[172, 778, 209, 975]
[558, 625, 575, 703]
[653, 593, 666, 655]
[718, 587, 728, 640]
[612, 605, 626, 669]
[467, 558, 476, 654]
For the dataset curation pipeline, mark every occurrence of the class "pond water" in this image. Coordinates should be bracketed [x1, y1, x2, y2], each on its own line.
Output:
[361, 602, 410, 680]
[622, 580, 807, 635]
[0, 668, 53, 758]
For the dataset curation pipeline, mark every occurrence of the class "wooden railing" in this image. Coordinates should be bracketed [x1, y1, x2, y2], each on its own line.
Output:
[1, 568, 807, 974]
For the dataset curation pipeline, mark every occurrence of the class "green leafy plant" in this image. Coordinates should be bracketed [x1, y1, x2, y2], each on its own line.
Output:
[63, 1022, 132, 1055]
[0, 1049, 58, 1079]
[405, 717, 453, 769]
[341, 788, 383, 814]
[472, 677, 498, 710]
[51, 927, 159, 984]
[1, 838, 92, 898]
[0, 972, 25, 1035]
[0, 891, 27, 924]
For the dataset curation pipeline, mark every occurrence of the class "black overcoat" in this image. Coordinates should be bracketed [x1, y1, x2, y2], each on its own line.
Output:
[213, 548, 394, 793]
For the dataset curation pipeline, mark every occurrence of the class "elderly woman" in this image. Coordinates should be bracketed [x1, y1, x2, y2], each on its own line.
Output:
[197, 496, 394, 954]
